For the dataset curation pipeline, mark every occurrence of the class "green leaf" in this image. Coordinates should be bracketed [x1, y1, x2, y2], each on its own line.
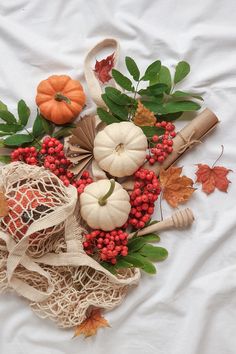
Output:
[41, 117, 54, 135]
[102, 94, 128, 120]
[141, 126, 165, 138]
[0, 155, 11, 164]
[105, 87, 132, 105]
[123, 255, 145, 268]
[115, 259, 133, 269]
[112, 69, 134, 91]
[53, 127, 73, 139]
[0, 124, 23, 133]
[157, 66, 172, 94]
[33, 113, 44, 137]
[97, 108, 120, 125]
[139, 84, 167, 97]
[0, 101, 8, 111]
[142, 234, 160, 243]
[129, 253, 157, 274]
[125, 56, 140, 81]
[140, 244, 168, 262]
[156, 112, 183, 122]
[128, 238, 148, 252]
[141, 100, 165, 114]
[148, 83, 168, 96]
[164, 100, 201, 113]
[100, 262, 117, 275]
[0, 110, 17, 124]
[4, 134, 34, 146]
[17, 100, 30, 126]
[174, 61, 190, 84]
[172, 90, 203, 101]
[142, 60, 161, 81]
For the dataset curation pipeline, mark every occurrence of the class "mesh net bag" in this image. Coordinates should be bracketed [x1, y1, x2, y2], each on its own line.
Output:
[0, 162, 140, 327]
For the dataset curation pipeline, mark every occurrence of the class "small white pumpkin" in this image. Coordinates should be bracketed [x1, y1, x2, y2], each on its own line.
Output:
[93, 122, 147, 177]
[80, 179, 131, 231]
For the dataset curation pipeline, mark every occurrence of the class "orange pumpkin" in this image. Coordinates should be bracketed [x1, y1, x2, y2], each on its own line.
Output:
[36, 75, 86, 125]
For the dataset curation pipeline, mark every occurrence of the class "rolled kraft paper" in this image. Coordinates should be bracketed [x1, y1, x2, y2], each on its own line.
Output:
[144, 108, 219, 175]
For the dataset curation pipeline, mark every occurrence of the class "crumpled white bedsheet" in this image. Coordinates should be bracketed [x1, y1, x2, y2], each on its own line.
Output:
[0, 1, 236, 353]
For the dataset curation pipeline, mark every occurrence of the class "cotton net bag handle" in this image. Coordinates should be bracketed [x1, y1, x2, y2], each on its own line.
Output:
[84, 38, 120, 108]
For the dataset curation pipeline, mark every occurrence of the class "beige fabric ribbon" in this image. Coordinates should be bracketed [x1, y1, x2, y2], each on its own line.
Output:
[84, 38, 120, 108]
[177, 130, 202, 154]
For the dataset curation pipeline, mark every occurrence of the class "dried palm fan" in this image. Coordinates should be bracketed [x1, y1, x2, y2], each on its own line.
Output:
[65, 115, 104, 176]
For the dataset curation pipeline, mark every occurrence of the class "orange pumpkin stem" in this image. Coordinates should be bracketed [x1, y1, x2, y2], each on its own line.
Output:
[54, 92, 71, 104]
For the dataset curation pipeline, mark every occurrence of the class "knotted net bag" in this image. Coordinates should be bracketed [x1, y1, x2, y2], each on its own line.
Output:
[0, 162, 140, 327]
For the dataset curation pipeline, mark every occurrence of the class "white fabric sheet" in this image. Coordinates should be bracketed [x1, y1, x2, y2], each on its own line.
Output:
[0, 1, 236, 353]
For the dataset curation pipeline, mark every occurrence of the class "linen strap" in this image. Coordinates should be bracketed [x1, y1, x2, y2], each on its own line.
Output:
[84, 38, 120, 108]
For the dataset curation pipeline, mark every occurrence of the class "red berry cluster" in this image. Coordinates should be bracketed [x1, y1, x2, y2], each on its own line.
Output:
[39, 137, 73, 186]
[72, 170, 93, 194]
[128, 168, 161, 229]
[146, 121, 176, 165]
[11, 146, 38, 165]
[83, 229, 129, 264]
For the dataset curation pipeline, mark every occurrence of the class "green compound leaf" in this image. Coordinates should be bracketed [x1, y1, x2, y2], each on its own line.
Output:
[125, 56, 140, 81]
[105, 87, 132, 105]
[97, 107, 121, 125]
[17, 100, 30, 126]
[142, 60, 161, 81]
[0, 110, 17, 124]
[174, 61, 190, 84]
[112, 69, 134, 91]
[140, 244, 168, 262]
[102, 94, 129, 120]
[4, 134, 34, 147]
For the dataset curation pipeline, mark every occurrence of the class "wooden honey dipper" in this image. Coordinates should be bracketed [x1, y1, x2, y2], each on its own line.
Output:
[129, 208, 194, 238]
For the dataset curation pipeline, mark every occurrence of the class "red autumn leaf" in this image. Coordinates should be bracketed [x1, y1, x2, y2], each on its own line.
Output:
[94, 53, 115, 84]
[195, 164, 232, 194]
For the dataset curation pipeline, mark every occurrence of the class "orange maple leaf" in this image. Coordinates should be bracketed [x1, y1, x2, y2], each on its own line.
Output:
[159, 167, 195, 208]
[133, 101, 156, 127]
[74, 309, 110, 338]
[0, 190, 9, 217]
[195, 164, 232, 194]
[94, 53, 115, 84]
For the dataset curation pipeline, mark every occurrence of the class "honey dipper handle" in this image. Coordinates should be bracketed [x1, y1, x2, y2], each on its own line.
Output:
[128, 208, 194, 238]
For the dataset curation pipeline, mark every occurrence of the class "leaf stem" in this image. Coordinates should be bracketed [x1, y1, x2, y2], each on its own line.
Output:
[98, 179, 115, 206]
[212, 145, 224, 168]
[24, 128, 41, 149]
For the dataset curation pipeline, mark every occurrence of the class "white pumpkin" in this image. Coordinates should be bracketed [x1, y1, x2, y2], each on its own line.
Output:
[93, 122, 147, 177]
[80, 179, 131, 231]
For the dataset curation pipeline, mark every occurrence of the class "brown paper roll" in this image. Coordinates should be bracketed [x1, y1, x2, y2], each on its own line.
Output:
[144, 108, 219, 175]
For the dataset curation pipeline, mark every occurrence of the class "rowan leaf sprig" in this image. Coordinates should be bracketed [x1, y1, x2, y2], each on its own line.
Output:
[97, 57, 203, 137]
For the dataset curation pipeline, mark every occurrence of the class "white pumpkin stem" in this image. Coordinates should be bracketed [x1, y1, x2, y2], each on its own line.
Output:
[98, 179, 116, 206]
[54, 92, 71, 104]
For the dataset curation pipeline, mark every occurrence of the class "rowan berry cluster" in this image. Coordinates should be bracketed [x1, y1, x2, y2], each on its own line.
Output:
[39, 137, 73, 184]
[11, 146, 38, 165]
[146, 121, 176, 165]
[128, 168, 161, 229]
[83, 229, 129, 264]
[72, 170, 93, 194]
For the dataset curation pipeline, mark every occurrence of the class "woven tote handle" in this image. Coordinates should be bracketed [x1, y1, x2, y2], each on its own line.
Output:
[84, 38, 120, 108]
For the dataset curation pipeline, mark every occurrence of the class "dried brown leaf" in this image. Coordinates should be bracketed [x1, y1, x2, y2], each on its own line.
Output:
[133, 101, 156, 127]
[160, 166, 195, 208]
[74, 309, 110, 338]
